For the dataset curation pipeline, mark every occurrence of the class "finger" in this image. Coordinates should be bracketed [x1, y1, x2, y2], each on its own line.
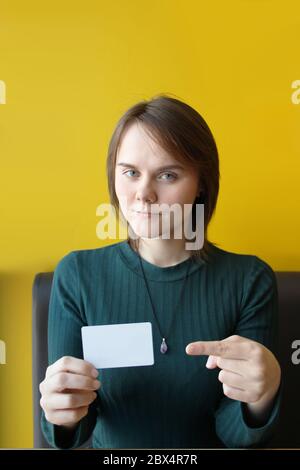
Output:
[41, 372, 101, 394]
[44, 406, 88, 426]
[206, 355, 218, 369]
[186, 336, 251, 359]
[41, 390, 97, 411]
[218, 369, 246, 390]
[222, 384, 250, 403]
[215, 357, 247, 376]
[46, 356, 99, 380]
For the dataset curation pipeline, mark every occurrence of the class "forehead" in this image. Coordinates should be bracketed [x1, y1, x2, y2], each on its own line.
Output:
[116, 122, 176, 165]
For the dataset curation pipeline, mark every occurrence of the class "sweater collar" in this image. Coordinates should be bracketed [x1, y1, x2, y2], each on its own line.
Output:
[117, 240, 205, 282]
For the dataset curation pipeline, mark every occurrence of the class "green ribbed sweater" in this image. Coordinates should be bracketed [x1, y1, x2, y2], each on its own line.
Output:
[41, 240, 281, 449]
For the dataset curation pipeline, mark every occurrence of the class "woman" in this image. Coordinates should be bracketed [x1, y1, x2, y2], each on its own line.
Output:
[40, 95, 282, 449]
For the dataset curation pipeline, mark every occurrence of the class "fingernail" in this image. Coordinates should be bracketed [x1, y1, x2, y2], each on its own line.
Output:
[92, 369, 99, 378]
[93, 380, 101, 388]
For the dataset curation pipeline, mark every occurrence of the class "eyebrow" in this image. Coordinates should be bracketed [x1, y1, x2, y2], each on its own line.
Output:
[116, 162, 185, 172]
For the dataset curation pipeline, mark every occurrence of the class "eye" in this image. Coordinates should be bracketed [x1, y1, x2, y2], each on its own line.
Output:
[124, 170, 138, 178]
[158, 172, 177, 181]
[123, 170, 177, 181]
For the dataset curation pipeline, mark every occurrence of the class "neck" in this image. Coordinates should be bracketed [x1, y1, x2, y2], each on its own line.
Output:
[131, 237, 191, 267]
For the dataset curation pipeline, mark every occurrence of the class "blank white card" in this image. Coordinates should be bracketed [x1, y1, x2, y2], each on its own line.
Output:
[81, 322, 155, 369]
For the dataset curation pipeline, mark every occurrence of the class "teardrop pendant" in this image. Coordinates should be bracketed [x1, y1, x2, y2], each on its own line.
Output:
[160, 338, 168, 354]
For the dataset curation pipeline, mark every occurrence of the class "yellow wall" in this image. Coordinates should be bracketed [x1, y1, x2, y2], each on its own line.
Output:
[0, 0, 299, 448]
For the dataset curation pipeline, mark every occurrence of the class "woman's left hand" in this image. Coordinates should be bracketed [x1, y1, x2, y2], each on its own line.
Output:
[185, 335, 281, 406]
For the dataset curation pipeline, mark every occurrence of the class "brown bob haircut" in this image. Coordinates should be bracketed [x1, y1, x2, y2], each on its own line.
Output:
[106, 94, 220, 263]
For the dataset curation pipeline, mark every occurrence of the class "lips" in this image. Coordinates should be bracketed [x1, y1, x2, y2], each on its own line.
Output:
[132, 210, 161, 218]
[133, 209, 158, 214]
[135, 211, 155, 215]
[135, 209, 151, 213]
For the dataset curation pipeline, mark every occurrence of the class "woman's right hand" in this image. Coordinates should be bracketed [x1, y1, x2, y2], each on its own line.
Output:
[39, 356, 101, 429]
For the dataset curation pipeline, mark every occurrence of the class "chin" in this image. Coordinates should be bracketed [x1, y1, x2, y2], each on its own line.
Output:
[129, 221, 176, 240]
[131, 227, 161, 239]
[127, 219, 159, 239]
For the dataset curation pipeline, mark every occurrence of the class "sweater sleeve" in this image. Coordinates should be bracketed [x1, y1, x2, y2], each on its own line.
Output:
[40, 251, 98, 449]
[214, 256, 282, 448]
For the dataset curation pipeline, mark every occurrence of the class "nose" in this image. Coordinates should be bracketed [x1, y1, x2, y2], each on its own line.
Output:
[135, 180, 157, 204]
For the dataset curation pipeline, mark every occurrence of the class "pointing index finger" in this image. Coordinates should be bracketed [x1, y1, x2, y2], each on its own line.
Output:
[186, 337, 249, 359]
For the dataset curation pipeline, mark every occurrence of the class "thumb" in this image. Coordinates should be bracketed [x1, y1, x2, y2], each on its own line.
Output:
[206, 355, 218, 369]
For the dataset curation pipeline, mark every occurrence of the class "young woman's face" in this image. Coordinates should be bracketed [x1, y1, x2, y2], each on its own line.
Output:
[115, 122, 200, 239]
